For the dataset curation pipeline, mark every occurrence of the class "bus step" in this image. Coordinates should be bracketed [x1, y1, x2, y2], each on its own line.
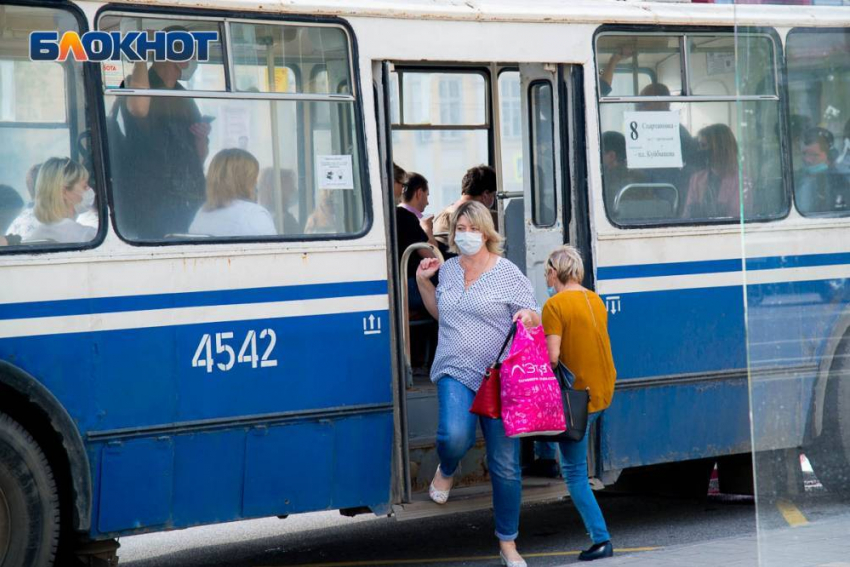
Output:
[391, 477, 565, 521]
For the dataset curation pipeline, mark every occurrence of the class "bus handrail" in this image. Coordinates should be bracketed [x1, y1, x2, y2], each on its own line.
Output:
[399, 242, 444, 388]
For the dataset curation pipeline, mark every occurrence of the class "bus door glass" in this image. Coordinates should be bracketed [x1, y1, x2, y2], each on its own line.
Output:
[519, 64, 567, 305]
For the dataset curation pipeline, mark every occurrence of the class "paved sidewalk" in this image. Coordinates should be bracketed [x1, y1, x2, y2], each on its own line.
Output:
[556, 515, 850, 567]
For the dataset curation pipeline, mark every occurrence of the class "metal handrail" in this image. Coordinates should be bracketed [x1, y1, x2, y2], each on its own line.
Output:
[399, 242, 444, 388]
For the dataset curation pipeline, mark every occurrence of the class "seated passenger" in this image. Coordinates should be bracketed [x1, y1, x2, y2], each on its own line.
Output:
[600, 131, 643, 213]
[397, 173, 436, 312]
[433, 165, 497, 248]
[8, 162, 43, 239]
[27, 157, 96, 243]
[682, 124, 751, 219]
[305, 190, 337, 234]
[795, 127, 850, 215]
[189, 149, 275, 237]
[0, 185, 24, 234]
[258, 168, 304, 235]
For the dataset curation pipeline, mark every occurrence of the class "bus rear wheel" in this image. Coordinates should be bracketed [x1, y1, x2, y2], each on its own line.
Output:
[0, 411, 60, 567]
[807, 335, 850, 500]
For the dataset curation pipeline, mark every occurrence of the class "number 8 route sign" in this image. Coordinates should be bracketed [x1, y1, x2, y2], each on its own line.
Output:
[623, 110, 684, 169]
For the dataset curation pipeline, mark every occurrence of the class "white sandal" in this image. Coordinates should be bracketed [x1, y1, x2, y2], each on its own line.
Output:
[428, 467, 453, 505]
[500, 551, 527, 567]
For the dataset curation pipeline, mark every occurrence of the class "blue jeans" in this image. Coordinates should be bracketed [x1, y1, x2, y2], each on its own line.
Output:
[558, 412, 610, 544]
[437, 377, 522, 542]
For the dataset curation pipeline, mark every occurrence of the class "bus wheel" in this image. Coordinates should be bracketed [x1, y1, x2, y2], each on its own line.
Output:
[0, 411, 60, 567]
[807, 335, 850, 500]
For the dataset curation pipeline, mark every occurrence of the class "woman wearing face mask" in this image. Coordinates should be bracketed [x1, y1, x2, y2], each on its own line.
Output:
[27, 157, 97, 244]
[542, 245, 616, 562]
[416, 200, 539, 567]
[682, 124, 751, 220]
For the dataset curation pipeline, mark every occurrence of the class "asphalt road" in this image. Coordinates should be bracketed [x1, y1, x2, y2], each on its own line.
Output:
[116, 464, 850, 567]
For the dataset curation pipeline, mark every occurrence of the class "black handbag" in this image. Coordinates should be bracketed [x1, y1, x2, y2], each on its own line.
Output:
[528, 362, 590, 443]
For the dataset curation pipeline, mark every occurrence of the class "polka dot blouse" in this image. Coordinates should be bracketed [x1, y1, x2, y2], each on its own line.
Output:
[430, 256, 539, 391]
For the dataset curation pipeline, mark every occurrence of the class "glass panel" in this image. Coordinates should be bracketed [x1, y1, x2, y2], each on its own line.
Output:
[599, 100, 786, 225]
[0, 4, 99, 248]
[742, 21, 850, 567]
[97, 16, 226, 91]
[400, 72, 487, 126]
[596, 35, 682, 97]
[231, 23, 351, 95]
[105, 95, 365, 240]
[530, 82, 556, 226]
[391, 129, 488, 216]
[787, 30, 850, 217]
[689, 35, 776, 97]
[498, 71, 523, 195]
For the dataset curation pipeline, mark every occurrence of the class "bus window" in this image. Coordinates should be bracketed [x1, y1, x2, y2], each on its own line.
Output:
[0, 4, 100, 248]
[498, 71, 523, 195]
[596, 31, 787, 226]
[100, 15, 367, 242]
[529, 81, 556, 226]
[596, 35, 682, 98]
[390, 70, 489, 216]
[787, 29, 850, 217]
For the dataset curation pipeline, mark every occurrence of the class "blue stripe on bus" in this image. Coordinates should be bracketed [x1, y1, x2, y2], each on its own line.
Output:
[0, 280, 388, 321]
[597, 251, 850, 281]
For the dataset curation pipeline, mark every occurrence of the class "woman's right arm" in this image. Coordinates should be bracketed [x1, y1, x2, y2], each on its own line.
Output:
[416, 258, 442, 320]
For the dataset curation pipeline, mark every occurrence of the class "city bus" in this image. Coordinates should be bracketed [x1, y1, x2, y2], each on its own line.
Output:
[1, 0, 849, 564]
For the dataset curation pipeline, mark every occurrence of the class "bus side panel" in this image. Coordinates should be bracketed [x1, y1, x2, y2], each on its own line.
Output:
[0, 285, 394, 536]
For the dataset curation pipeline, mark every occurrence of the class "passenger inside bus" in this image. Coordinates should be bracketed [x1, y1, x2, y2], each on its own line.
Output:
[26, 157, 96, 244]
[397, 172, 436, 313]
[258, 168, 304, 235]
[432, 165, 498, 255]
[0, 185, 23, 236]
[305, 191, 338, 234]
[795, 127, 850, 215]
[7, 163, 42, 241]
[682, 124, 751, 219]
[114, 25, 209, 239]
[189, 149, 274, 237]
[601, 131, 643, 214]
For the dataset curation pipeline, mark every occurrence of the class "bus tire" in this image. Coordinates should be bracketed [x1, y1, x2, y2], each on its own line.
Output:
[0, 411, 60, 567]
[807, 334, 850, 500]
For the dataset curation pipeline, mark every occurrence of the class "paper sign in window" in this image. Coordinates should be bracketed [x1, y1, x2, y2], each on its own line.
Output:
[317, 155, 354, 190]
[623, 111, 683, 169]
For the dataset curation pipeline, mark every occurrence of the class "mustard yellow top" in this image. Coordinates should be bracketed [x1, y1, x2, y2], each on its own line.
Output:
[542, 290, 616, 413]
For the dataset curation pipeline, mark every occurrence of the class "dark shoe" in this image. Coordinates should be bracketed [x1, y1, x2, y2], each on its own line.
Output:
[578, 541, 613, 561]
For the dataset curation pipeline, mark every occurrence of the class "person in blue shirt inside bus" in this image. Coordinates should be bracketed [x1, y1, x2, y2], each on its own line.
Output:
[416, 200, 540, 567]
[795, 127, 849, 215]
[189, 149, 275, 237]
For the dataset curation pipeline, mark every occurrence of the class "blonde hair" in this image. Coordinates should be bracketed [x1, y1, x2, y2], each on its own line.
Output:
[34, 157, 88, 224]
[205, 149, 260, 210]
[547, 245, 584, 284]
[449, 200, 503, 255]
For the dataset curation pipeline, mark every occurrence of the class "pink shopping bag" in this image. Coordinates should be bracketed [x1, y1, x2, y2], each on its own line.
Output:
[499, 320, 567, 438]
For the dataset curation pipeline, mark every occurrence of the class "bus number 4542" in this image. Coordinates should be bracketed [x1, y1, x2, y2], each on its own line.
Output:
[191, 329, 278, 373]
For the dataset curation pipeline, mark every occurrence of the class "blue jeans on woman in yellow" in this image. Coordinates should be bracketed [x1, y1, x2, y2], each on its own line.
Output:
[558, 411, 610, 544]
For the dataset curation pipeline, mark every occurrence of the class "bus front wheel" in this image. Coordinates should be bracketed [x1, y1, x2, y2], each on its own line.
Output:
[807, 335, 850, 500]
[0, 411, 60, 567]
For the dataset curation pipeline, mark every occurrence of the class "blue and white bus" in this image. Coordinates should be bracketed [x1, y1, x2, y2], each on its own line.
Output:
[1, 0, 848, 564]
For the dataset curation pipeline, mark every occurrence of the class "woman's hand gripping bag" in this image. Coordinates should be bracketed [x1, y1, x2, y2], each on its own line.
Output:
[499, 321, 567, 438]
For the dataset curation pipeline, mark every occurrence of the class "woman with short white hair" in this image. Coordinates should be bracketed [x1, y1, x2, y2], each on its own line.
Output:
[28, 157, 96, 244]
[416, 200, 539, 567]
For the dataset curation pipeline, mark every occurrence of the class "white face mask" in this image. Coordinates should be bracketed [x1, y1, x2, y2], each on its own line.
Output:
[75, 187, 95, 215]
[454, 231, 484, 256]
[180, 60, 198, 82]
